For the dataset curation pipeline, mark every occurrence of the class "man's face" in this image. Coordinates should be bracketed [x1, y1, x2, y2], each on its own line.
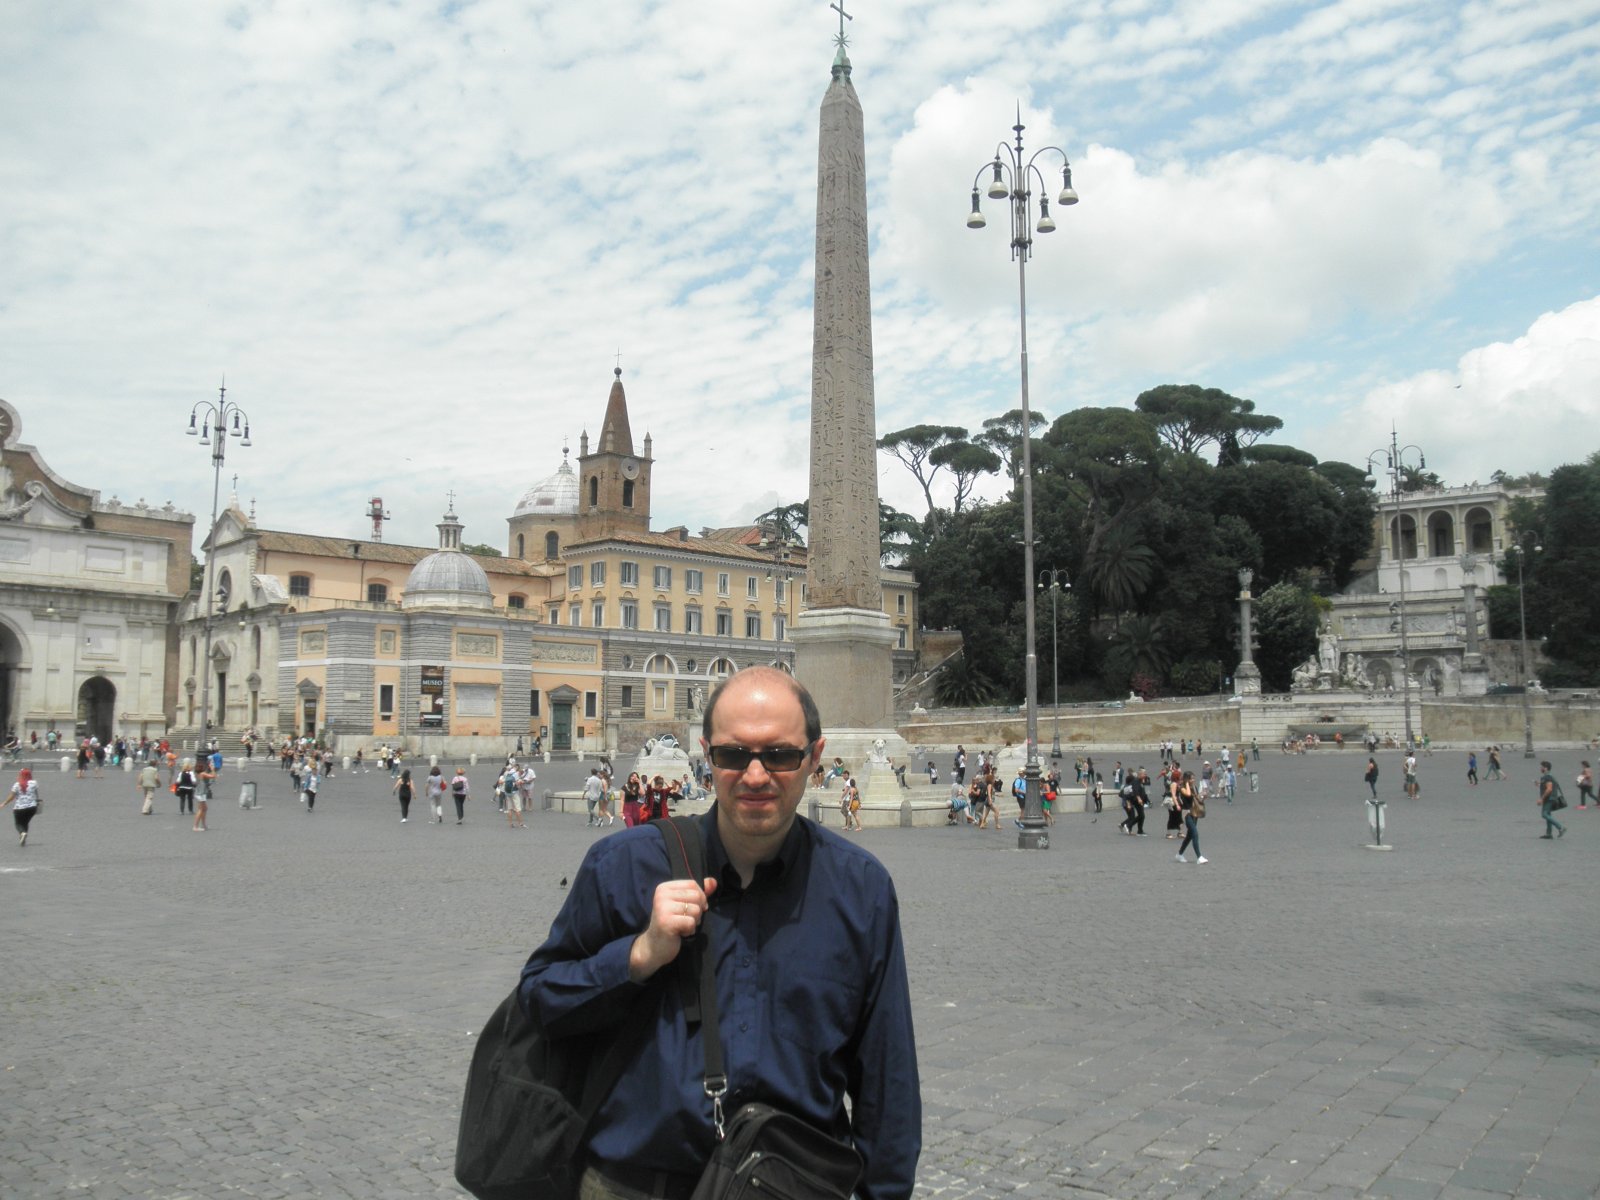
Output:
[702, 674, 818, 848]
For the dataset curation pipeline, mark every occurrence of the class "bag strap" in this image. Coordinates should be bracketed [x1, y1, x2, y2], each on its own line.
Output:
[649, 815, 728, 1139]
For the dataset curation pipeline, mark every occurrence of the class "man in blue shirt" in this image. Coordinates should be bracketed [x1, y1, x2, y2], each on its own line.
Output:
[521, 666, 920, 1200]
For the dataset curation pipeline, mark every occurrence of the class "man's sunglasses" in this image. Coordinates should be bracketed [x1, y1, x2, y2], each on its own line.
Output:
[707, 743, 814, 773]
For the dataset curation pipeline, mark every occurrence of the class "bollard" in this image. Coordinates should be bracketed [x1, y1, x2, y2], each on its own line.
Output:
[341, 755, 351, 771]
[469, 753, 478, 766]
[429, 754, 438, 769]
[235, 757, 247, 772]
[60, 755, 72, 773]
[543, 751, 550, 764]
[1363, 797, 1393, 851]
[123, 757, 134, 772]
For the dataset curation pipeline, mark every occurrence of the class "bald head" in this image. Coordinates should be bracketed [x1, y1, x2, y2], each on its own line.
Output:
[701, 666, 822, 747]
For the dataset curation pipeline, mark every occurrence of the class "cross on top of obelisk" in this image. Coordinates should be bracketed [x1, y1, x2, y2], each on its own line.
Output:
[831, 1, 852, 50]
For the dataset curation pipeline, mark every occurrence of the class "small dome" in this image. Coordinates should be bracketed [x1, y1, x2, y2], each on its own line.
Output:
[403, 550, 493, 610]
[513, 452, 578, 518]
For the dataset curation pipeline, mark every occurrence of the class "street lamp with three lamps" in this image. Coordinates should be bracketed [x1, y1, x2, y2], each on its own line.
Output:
[185, 383, 253, 749]
[966, 110, 1078, 849]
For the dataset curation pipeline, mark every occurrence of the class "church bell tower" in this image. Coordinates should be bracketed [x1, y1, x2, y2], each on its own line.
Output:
[576, 367, 652, 539]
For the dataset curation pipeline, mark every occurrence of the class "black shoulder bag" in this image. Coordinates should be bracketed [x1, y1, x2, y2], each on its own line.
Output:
[454, 817, 709, 1200]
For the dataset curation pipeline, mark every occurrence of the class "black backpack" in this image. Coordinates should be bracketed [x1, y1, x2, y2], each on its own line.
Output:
[454, 817, 705, 1200]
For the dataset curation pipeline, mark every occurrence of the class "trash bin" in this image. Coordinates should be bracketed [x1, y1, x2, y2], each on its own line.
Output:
[1248, 771, 1260, 793]
[239, 780, 259, 810]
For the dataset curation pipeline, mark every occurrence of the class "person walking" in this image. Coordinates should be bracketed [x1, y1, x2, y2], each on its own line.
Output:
[582, 769, 604, 827]
[302, 765, 320, 812]
[425, 766, 446, 823]
[4, 767, 41, 846]
[504, 765, 525, 829]
[842, 775, 863, 831]
[393, 768, 413, 822]
[1466, 750, 1479, 786]
[137, 759, 161, 814]
[1576, 761, 1594, 810]
[1364, 757, 1380, 798]
[449, 768, 469, 823]
[1403, 751, 1420, 799]
[970, 773, 997, 830]
[1537, 761, 1567, 839]
[175, 759, 198, 816]
[1164, 767, 1184, 838]
[1487, 745, 1506, 781]
[1175, 770, 1207, 864]
[193, 758, 213, 832]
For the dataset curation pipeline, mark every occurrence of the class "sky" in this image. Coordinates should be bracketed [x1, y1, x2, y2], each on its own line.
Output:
[3, 0, 1598, 555]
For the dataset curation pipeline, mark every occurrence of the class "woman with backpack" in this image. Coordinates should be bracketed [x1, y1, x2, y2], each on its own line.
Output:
[393, 768, 414, 823]
[175, 759, 198, 816]
[425, 765, 447, 823]
[1175, 770, 1207, 864]
[449, 768, 470, 823]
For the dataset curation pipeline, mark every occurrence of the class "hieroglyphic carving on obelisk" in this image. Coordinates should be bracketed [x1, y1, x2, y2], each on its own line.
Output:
[805, 30, 882, 613]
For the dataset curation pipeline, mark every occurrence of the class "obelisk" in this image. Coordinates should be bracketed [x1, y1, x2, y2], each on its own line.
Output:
[791, 12, 907, 779]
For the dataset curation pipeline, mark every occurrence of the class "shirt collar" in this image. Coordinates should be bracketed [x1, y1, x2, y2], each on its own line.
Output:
[702, 803, 809, 892]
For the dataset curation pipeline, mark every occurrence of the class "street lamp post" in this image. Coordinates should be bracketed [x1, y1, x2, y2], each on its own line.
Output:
[185, 382, 252, 751]
[1366, 429, 1426, 749]
[967, 109, 1078, 850]
[1511, 531, 1541, 758]
[1038, 569, 1069, 760]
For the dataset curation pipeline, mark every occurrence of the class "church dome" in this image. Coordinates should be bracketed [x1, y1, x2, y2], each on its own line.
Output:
[405, 551, 492, 606]
[402, 506, 495, 610]
[513, 451, 578, 518]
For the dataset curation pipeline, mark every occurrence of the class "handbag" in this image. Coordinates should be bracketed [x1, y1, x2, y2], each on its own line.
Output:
[681, 829, 864, 1200]
[454, 817, 708, 1200]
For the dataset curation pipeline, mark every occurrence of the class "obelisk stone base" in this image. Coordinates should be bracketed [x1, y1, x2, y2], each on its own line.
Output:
[792, 607, 909, 782]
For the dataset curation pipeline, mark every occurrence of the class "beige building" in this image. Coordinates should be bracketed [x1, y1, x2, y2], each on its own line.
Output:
[0, 399, 194, 743]
[178, 370, 919, 755]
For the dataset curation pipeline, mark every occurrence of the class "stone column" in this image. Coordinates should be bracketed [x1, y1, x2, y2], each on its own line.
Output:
[1233, 568, 1262, 696]
[791, 44, 905, 781]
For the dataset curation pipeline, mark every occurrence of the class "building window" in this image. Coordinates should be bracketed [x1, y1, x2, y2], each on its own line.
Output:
[288, 573, 312, 597]
[251, 626, 262, 669]
[548, 606, 561, 625]
[378, 684, 395, 721]
[653, 565, 672, 590]
[622, 480, 635, 507]
[584, 691, 598, 719]
[654, 605, 672, 631]
[774, 578, 786, 604]
[588, 477, 599, 506]
[685, 607, 703, 634]
[620, 561, 639, 586]
[745, 614, 761, 639]
[685, 569, 703, 593]
[774, 615, 787, 641]
[716, 610, 733, 637]
[621, 684, 634, 709]
[546, 531, 560, 559]
[592, 602, 605, 628]
[507, 594, 526, 609]
[569, 603, 582, 626]
[746, 576, 759, 599]
[568, 565, 583, 589]
[709, 657, 735, 679]
[898, 626, 908, 649]
[590, 561, 606, 586]
[621, 601, 639, 629]
[652, 682, 668, 712]
[717, 572, 730, 596]
[896, 593, 906, 614]
[516, 534, 525, 558]
[367, 582, 389, 603]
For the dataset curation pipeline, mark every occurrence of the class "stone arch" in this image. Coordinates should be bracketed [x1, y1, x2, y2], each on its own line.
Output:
[1425, 511, 1454, 558]
[644, 653, 676, 675]
[1464, 506, 1494, 553]
[1366, 658, 1393, 689]
[707, 657, 736, 679]
[1389, 514, 1418, 561]
[0, 619, 24, 741]
[1433, 567, 1449, 589]
[216, 567, 234, 609]
[77, 675, 116, 743]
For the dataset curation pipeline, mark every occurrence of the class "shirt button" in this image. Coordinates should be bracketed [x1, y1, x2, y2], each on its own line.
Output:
[740, 956, 750, 967]
[740, 1022, 748, 1032]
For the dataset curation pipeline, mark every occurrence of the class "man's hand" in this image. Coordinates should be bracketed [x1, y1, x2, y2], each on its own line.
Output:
[628, 876, 719, 983]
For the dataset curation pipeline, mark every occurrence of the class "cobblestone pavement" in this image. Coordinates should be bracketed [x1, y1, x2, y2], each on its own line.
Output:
[3, 747, 1596, 1198]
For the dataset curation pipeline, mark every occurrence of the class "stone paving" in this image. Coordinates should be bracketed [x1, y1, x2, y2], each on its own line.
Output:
[2, 746, 1597, 1198]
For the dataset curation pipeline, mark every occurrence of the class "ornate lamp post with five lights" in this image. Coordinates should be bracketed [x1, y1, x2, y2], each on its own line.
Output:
[1510, 530, 1542, 758]
[1038, 568, 1069, 760]
[967, 110, 1078, 849]
[185, 384, 252, 749]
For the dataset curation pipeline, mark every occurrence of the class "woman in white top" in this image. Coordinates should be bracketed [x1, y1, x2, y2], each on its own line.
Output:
[3, 767, 41, 846]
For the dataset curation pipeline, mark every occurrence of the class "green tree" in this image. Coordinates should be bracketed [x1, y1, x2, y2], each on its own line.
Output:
[933, 653, 995, 707]
[754, 501, 809, 544]
[1041, 406, 1162, 579]
[1134, 384, 1283, 460]
[929, 440, 1001, 514]
[1104, 614, 1172, 691]
[1525, 456, 1600, 682]
[878, 424, 968, 523]
[462, 542, 502, 558]
[975, 408, 1047, 486]
[1254, 580, 1320, 691]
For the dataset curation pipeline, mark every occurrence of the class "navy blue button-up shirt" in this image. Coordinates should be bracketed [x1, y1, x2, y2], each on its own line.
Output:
[520, 809, 920, 1200]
